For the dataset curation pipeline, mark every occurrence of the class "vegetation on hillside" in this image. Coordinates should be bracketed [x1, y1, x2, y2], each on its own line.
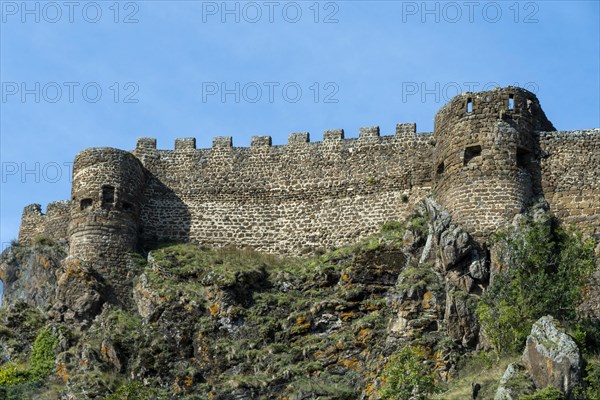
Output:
[0, 205, 598, 399]
[477, 212, 596, 356]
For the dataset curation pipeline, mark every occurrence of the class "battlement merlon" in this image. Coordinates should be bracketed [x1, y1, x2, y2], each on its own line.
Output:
[175, 137, 196, 150]
[136, 137, 157, 149]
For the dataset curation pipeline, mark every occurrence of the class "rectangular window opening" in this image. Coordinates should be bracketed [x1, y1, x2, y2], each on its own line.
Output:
[80, 198, 92, 210]
[508, 94, 514, 111]
[101, 185, 115, 210]
[467, 98, 473, 113]
[517, 147, 531, 169]
[464, 145, 482, 165]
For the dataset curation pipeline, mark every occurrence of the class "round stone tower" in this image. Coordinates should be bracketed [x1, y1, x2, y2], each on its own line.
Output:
[433, 87, 555, 240]
[68, 148, 145, 304]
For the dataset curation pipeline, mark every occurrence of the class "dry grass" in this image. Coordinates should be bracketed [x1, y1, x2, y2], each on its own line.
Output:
[431, 355, 517, 400]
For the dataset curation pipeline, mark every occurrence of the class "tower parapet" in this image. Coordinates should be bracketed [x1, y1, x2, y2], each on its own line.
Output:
[433, 86, 555, 240]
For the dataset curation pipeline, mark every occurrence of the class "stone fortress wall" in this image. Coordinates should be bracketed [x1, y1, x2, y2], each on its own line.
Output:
[17, 87, 600, 256]
[132, 124, 434, 254]
[18, 201, 70, 244]
[538, 129, 600, 229]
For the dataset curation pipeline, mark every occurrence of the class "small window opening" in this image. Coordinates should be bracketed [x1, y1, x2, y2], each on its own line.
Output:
[122, 201, 133, 212]
[80, 198, 92, 210]
[464, 145, 482, 165]
[467, 98, 473, 113]
[517, 147, 531, 169]
[101, 185, 115, 210]
[508, 94, 514, 111]
[437, 161, 445, 175]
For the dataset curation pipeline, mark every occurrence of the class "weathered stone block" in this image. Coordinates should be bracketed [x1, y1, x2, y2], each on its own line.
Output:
[522, 315, 582, 399]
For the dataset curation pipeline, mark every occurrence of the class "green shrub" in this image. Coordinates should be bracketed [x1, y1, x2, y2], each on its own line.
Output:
[105, 381, 168, 400]
[574, 359, 600, 400]
[521, 386, 565, 400]
[571, 320, 600, 356]
[409, 216, 429, 236]
[381, 221, 404, 233]
[397, 263, 441, 292]
[32, 235, 56, 247]
[0, 381, 43, 400]
[29, 327, 59, 379]
[379, 346, 438, 400]
[477, 301, 530, 355]
[476, 213, 595, 355]
[0, 363, 31, 385]
[0, 326, 59, 387]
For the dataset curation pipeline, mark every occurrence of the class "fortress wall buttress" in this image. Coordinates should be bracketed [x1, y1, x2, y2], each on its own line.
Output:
[18, 201, 70, 245]
[132, 125, 434, 254]
[539, 129, 600, 234]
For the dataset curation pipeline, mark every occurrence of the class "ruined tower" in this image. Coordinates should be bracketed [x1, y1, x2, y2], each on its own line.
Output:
[433, 87, 555, 240]
[67, 148, 145, 303]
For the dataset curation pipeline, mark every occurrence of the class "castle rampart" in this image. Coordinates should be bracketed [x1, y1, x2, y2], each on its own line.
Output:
[538, 129, 600, 231]
[16, 87, 600, 259]
[132, 124, 434, 253]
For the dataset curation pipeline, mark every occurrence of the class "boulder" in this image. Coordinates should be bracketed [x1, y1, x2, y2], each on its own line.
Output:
[495, 362, 536, 400]
[522, 316, 581, 398]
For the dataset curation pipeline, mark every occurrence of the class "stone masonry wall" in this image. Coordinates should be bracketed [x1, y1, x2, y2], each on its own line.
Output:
[539, 129, 600, 235]
[133, 124, 434, 254]
[18, 201, 70, 245]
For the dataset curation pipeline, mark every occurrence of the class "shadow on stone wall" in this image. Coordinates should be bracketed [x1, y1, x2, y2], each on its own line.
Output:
[139, 172, 192, 246]
[506, 118, 546, 206]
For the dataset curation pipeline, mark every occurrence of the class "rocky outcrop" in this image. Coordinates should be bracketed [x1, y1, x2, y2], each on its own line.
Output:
[0, 241, 66, 309]
[51, 258, 107, 329]
[388, 197, 488, 349]
[522, 315, 581, 398]
[1, 196, 594, 399]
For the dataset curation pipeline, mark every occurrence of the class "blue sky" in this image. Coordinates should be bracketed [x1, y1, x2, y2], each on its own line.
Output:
[1, 1, 599, 295]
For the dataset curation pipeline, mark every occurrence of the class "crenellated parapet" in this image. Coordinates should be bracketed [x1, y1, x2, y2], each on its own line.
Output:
[134, 122, 424, 153]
